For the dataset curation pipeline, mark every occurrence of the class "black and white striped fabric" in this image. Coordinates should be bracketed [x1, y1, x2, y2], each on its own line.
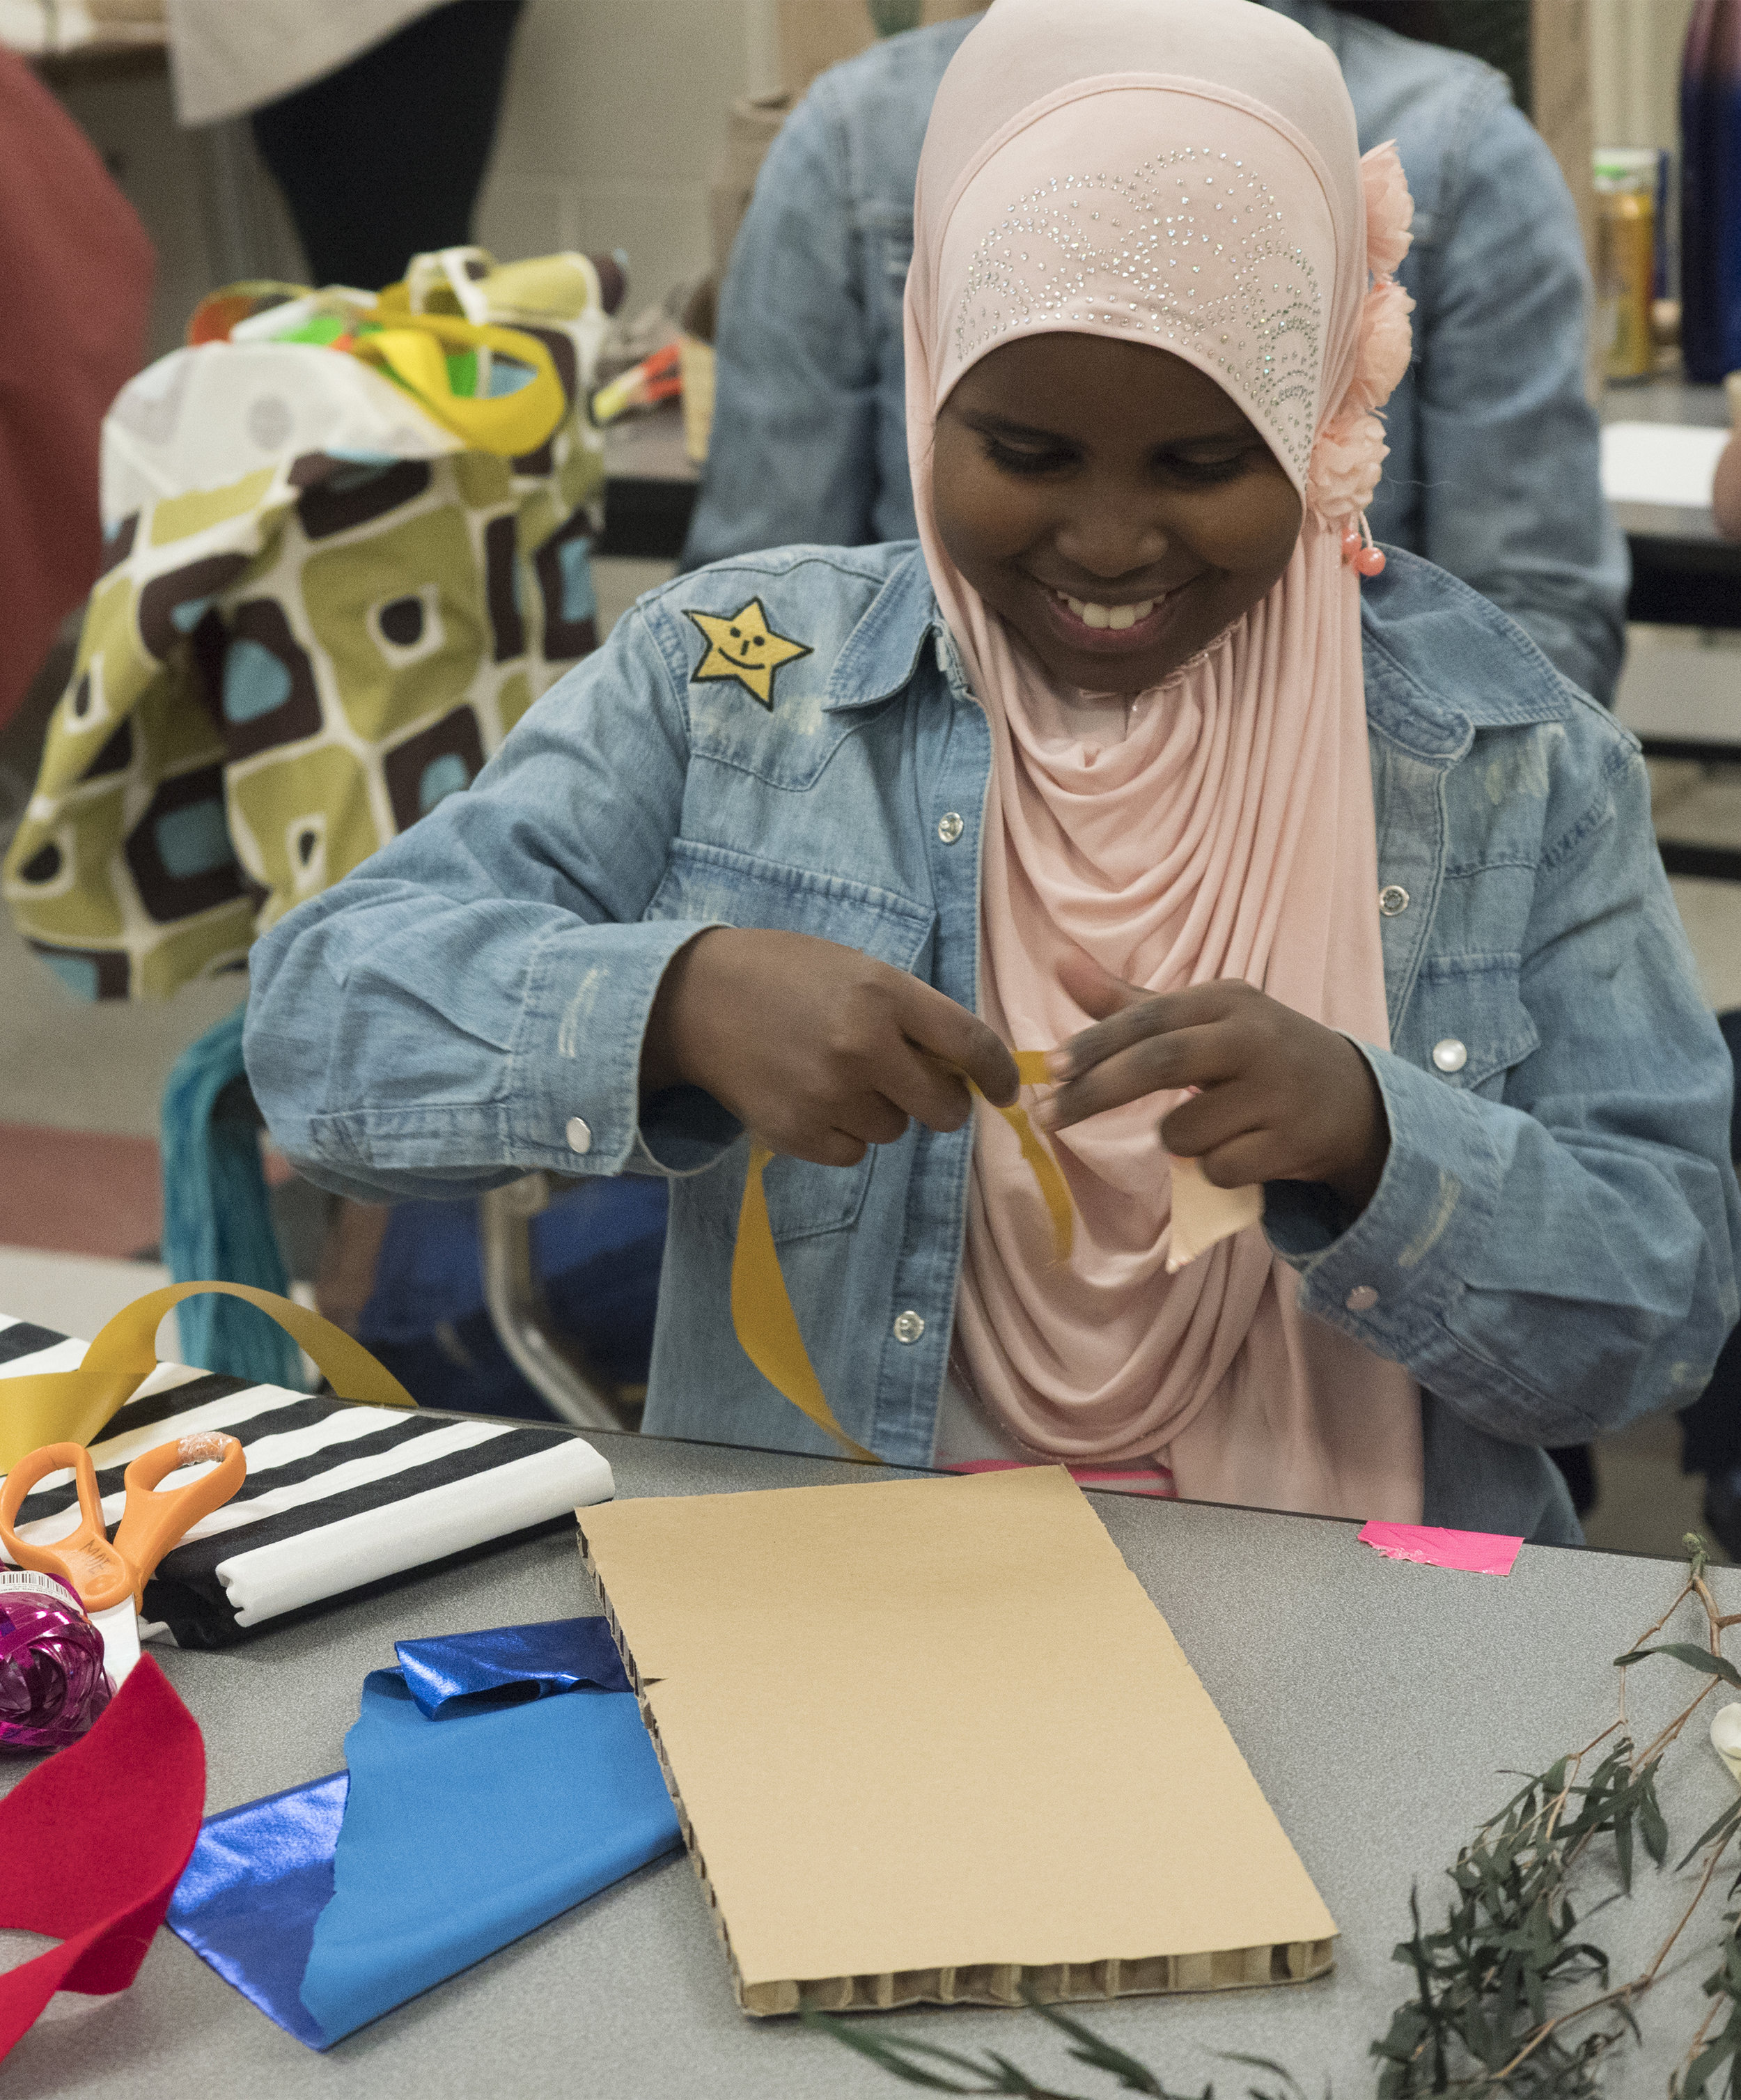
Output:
[0, 1316, 614, 1649]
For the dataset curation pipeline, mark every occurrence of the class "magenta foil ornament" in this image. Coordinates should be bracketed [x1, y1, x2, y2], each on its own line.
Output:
[0, 1572, 112, 1750]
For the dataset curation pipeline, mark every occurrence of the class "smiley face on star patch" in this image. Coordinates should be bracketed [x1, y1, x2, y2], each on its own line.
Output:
[685, 599, 811, 709]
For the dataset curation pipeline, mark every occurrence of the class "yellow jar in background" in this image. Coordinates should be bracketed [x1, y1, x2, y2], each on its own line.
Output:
[1594, 147, 1659, 382]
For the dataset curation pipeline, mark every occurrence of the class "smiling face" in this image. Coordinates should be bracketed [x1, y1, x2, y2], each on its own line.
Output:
[932, 332, 1304, 696]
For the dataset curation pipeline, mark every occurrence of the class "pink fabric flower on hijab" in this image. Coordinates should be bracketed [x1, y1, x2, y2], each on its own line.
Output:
[1361, 137, 1414, 274]
[1306, 140, 1415, 525]
[1308, 409, 1388, 518]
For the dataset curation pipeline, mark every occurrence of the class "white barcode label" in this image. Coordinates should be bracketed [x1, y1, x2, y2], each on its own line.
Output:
[0, 1570, 84, 1616]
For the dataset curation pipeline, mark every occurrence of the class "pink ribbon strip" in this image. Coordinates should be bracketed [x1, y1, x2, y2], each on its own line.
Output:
[1357, 1520, 1522, 1578]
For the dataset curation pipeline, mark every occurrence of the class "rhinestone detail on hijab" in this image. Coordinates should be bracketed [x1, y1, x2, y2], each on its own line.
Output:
[953, 150, 1323, 479]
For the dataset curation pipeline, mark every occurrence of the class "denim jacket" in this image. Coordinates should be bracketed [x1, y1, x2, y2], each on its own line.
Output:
[245, 544, 1738, 1546]
[683, 1, 1628, 704]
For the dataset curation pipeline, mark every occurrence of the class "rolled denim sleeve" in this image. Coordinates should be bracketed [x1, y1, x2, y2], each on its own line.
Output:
[1414, 98, 1628, 705]
[680, 81, 880, 567]
[244, 605, 734, 1204]
[1266, 738, 1741, 1446]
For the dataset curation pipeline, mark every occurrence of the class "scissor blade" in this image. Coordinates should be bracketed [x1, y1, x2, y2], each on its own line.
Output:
[91, 1601, 140, 1685]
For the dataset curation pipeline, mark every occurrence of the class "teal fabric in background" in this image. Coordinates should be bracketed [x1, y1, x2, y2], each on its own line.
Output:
[159, 1004, 299, 1388]
[297, 1670, 680, 2044]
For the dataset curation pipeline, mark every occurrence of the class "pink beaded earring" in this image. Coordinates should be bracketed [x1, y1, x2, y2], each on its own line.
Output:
[1341, 515, 1387, 578]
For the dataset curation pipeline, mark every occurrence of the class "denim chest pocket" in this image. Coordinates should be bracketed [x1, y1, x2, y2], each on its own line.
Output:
[685, 680, 868, 793]
[646, 837, 937, 1240]
[1400, 954, 1540, 1096]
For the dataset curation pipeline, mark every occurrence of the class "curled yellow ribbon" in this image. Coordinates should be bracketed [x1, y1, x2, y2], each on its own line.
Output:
[0, 1283, 416, 1475]
[348, 308, 568, 458]
[1004, 1051, 1074, 1264]
[731, 1055, 1071, 1465]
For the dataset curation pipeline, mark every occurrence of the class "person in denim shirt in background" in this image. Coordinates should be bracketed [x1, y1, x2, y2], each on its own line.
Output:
[685, 0, 1628, 708]
[247, 0, 1738, 1547]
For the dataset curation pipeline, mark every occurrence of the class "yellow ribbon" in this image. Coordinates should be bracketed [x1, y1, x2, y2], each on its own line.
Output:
[731, 1055, 1070, 1466]
[0, 1282, 416, 1475]
[348, 306, 568, 458]
[1003, 1050, 1075, 1262]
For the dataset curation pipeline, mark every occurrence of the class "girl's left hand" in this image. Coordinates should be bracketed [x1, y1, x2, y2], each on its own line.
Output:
[1040, 954, 1391, 1213]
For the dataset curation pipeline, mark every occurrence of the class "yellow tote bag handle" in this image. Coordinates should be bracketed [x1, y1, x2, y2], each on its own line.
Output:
[0, 1282, 416, 1475]
[731, 1055, 1070, 1466]
[348, 310, 568, 458]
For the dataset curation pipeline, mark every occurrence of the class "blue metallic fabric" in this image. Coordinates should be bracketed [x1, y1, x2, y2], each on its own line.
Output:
[166, 1618, 677, 2050]
[395, 1614, 630, 1716]
[298, 1670, 679, 2043]
[165, 1771, 348, 2049]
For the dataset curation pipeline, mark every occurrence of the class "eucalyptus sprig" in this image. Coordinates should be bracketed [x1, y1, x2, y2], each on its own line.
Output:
[802, 1991, 1214, 2098]
[1676, 1883, 1741, 2099]
[814, 1534, 1741, 2100]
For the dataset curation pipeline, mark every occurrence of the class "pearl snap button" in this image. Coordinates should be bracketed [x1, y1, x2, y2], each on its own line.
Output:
[937, 811, 965, 845]
[1431, 1038, 1468, 1074]
[565, 1116, 593, 1155]
[892, 1309, 926, 1344]
[1345, 1285, 1380, 1313]
[1378, 884, 1410, 917]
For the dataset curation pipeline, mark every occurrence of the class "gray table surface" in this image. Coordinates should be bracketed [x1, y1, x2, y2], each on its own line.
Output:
[602, 402, 698, 486]
[6, 1429, 1739, 2099]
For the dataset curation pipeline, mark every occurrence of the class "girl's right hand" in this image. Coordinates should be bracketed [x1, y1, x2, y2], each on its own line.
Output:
[639, 928, 1020, 1169]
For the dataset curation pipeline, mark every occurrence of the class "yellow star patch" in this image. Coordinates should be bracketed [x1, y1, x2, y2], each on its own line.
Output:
[685, 598, 811, 709]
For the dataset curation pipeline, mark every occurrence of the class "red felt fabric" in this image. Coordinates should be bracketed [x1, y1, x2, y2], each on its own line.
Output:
[0, 49, 154, 735]
[0, 1658, 205, 2060]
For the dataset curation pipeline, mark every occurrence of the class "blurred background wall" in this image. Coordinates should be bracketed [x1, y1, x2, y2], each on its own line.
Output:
[476, 0, 760, 312]
[38, 0, 1715, 364]
[1591, 0, 1699, 150]
[42, 1, 981, 364]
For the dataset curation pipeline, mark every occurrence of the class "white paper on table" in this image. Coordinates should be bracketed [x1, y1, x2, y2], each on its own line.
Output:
[1600, 421, 1730, 509]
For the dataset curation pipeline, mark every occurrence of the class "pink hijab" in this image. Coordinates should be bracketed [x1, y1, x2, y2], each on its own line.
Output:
[907, 0, 1423, 1520]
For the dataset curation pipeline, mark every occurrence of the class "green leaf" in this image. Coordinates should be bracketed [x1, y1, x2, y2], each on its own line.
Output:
[1217, 2053, 1311, 2100]
[1678, 1796, 1741, 1874]
[1614, 1642, 1741, 1688]
[798, 2012, 1001, 2092]
[1678, 2031, 1740, 2100]
[1639, 1769, 1669, 1867]
[1019, 1995, 1201, 2098]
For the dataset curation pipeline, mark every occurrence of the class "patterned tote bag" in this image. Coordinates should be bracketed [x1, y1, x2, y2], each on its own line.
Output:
[3, 247, 618, 1000]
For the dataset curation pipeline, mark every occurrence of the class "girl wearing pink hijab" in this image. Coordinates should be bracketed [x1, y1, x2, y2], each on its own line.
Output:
[247, 0, 1738, 1543]
[907, 0, 1422, 1516]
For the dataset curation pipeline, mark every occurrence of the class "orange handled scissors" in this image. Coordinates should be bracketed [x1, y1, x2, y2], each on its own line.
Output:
[0, 1431, 247, 1683]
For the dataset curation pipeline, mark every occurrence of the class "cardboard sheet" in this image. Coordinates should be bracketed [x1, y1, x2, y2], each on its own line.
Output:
[578, 1467, 1336, 2015]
